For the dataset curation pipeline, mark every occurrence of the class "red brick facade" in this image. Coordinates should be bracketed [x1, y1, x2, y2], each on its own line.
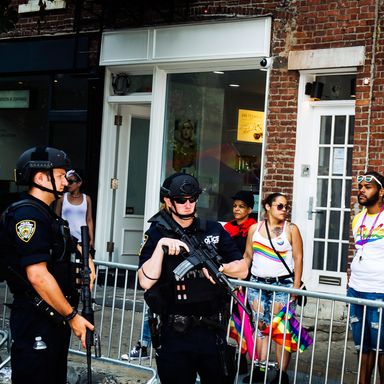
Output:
[3, 0, 383, 266]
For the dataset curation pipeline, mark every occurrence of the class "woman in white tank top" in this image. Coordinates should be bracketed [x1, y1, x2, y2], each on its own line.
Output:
[55, 170, 94, 248]
[243, 193, 304, 384]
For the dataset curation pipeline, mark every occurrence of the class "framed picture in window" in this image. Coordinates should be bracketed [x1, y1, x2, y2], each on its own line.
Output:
[173, 119, 198, 174]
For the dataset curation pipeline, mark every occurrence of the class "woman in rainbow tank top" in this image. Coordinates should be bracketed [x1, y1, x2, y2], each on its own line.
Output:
[243, 193, 303, 384]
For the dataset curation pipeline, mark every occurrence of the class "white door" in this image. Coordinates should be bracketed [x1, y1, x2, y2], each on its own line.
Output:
[294, 104, 355, 294]
[114, 105, 150, 265]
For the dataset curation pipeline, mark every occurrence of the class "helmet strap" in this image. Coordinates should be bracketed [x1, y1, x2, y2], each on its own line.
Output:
[169, 200, 196, 220]
[31, 169, 62, 200]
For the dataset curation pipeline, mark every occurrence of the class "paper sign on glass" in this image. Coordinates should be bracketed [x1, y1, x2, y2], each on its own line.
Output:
[237, 109, 264, 143]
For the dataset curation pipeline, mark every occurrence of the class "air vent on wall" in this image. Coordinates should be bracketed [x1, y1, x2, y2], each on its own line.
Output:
[319, 275, 342, 286]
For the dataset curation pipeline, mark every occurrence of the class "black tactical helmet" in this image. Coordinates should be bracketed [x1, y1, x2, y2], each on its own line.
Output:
[15, 146, 71, 185]
[160, 173, 202, 203]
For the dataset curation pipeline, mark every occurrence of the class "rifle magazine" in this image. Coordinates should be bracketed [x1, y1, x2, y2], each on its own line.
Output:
[173, 259, 194, 279]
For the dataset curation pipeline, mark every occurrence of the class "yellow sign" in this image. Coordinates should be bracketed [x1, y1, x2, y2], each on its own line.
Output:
[237, 109, 264, 143]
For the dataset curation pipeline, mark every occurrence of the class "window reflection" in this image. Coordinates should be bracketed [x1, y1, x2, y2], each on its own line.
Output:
[163, 70, 266, 221]
[319, 116, 332, 144]
[313, 241, 325, 270]
[52, 74, 88, 110]
[0, 74, 90, 214]
[327, 242, 339, 271]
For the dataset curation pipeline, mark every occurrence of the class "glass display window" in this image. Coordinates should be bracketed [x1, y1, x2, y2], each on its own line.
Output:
[163, 69, 266, 221]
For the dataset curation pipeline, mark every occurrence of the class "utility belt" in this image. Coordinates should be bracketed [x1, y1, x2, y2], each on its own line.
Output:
[11, 291, 76, 326]
[252, 274, 293, 284]
[13, 292, 74, 302]
[163, 313, 225, 334]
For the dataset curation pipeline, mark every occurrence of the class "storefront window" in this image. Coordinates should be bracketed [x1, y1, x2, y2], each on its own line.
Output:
[163, 69, 266, 221]
[0, 74, 90, 213]
[52, 74, 88, 109]
[0, 75, 50, 208]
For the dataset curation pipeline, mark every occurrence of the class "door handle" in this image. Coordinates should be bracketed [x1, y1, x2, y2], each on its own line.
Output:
[307, 197, 324, 220]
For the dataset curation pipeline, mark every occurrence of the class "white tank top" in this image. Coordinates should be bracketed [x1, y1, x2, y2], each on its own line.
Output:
[62, 192, 87, 242]
[250, 221, 294, 278]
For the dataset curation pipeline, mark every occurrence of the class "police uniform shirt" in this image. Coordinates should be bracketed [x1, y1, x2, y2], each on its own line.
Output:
[8, 194, 54, 265]
[139, 215, 242, 316]
[3, 193, 65, 295]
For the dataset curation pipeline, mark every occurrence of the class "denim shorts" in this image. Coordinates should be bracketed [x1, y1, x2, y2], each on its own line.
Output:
[347, 288, 384, 353]
[247, 275, 294, 327]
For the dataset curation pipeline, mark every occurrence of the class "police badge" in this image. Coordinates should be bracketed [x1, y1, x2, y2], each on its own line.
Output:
[16, 220, 36, 242]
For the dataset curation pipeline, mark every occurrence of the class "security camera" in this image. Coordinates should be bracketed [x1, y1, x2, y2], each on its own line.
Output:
[260, 57, 273, 68]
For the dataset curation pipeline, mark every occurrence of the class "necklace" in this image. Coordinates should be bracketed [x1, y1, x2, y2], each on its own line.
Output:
[359, 206, 384, 245]
[70, 193, 82, 199]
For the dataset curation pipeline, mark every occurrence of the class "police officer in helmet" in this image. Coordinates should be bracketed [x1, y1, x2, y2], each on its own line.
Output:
[139, 173, 248, 384]
[0, 146, 95, 384]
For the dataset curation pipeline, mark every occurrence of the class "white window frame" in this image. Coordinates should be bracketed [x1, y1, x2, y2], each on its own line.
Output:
[18, 0, 66, 13]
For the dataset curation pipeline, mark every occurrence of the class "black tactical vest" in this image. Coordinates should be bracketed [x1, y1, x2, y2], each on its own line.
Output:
[0, 200, 79, 303]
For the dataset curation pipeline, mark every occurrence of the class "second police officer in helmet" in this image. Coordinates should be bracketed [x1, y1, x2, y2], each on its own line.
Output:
[0, 147, 95, 384]
[138, 173, 248, 384]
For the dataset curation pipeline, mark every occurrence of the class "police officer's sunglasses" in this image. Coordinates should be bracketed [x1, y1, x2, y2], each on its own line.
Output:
[172, 196, 198, 204]
[357, 175, 383, 188]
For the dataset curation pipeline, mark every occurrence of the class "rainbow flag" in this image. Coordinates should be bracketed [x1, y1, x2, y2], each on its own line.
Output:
[228, 290, 256, 360]
[262, 304, 313, 353]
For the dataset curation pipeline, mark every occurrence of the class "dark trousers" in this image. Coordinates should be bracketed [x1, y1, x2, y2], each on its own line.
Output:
[10, 299, 71, 384]
[156, 324, 235, 384]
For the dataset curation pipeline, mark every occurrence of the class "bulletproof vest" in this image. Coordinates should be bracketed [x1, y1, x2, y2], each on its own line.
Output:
[0, 200, 79, 300]
[145, 217, 226, 315]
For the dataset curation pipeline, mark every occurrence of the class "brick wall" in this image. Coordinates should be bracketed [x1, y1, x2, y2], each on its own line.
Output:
[185, 1, 383, 237]
[5, 1, 382, 182]
[164, 0, 383, 202]
[4, 0, 383, 266]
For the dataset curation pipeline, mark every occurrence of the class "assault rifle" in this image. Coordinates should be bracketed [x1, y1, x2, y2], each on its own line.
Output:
[80, 225, 101, 384]
[157, 211, 251, 316]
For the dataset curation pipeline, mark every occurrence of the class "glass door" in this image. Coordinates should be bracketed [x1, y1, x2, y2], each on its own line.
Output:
[295, 104, 354, 293]
[114, 105, 150, 264]
[311, 111, 354, 289]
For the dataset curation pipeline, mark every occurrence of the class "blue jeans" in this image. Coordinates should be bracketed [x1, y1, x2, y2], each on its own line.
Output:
[347, 287, 384, 353]
[247, 275, 294, 326]
[141, 309, 151, 347]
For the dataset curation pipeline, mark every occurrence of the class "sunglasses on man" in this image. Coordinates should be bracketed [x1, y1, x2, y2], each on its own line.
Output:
[172, 196, 198, 204]
[357, 175, 383, 188]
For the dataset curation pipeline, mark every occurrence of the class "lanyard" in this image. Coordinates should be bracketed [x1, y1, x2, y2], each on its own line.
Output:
[359, 205, 384, 246]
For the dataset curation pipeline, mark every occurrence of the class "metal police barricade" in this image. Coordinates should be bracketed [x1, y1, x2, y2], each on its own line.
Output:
[69, 260, 157, 384]
[1, 261, 384, 384]
[234, 279, 384, 384]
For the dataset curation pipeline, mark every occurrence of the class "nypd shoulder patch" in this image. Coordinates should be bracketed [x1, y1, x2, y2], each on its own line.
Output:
[16, 220, 36, 243]
[138, 234, 148, 256]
